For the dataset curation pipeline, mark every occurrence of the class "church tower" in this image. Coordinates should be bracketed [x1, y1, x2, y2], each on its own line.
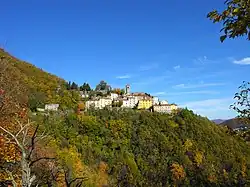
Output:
[125, 84, 130, 95]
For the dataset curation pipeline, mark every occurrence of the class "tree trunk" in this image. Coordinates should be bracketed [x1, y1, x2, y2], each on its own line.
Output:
[21, 154, 35, 187]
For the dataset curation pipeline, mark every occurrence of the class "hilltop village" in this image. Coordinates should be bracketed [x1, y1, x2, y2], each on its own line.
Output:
[80, 81, 178, 113]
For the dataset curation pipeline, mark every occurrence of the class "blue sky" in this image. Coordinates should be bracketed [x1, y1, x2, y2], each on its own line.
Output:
[1, 0, 249, 119]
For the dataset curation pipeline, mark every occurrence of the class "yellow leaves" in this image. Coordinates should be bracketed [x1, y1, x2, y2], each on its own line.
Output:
[241, 157, 247, 178]
[169, 121, 179, 128]
[170, 162, 186, 181]
[97, 161, 108, 187]
[108, 119, 126, 133]
[233, 8, 240, 13]
[194, 151, 203, 166]
[183, 139, 193, 151]
[58, 146, 85, 176]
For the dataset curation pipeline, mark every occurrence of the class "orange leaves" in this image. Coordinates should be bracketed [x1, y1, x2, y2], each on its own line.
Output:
[208, 174, 217, 183]
[0, 121, 22, 164]
[0, 132, 21, 184]
[112, 88, 124, 95]
[99, 161, 108, 173]
[78, 102, 85, 111]
[170, 163, 186, 181]
[0, 139, 21, 163]
[97, 161, 108, 187]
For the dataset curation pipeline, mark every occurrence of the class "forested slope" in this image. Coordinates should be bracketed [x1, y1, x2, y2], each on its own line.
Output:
[0, 49, 79, 112]
[1, 50, 250, 187]
[37, 109, 250, 187]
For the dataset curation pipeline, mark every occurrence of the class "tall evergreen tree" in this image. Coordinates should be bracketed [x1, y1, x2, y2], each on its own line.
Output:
[80, 83, 91, 91]
[70, 82, 78, 90]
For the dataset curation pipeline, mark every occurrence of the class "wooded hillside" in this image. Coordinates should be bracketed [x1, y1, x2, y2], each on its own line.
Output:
[1, 50, 250, 187]
[32, 108, 250, 186]
[0, 49, 80, 112]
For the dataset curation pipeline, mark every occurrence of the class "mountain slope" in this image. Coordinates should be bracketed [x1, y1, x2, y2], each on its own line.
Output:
[221, 118, 250, 129]
[0, 49, 79, 112]
[212, 119, 226, 124]
[1, 50, 250, 186]
[39, 108, 250, 186]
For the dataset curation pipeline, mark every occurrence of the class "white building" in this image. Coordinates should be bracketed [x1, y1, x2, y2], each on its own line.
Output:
[85, 100, 99, 109]
[110, 93, 119, 100]
[153, 104, 178, 113]
[121, 96, 138, 108]
[86, 98, 112, 109]
[99, 98, 112, 108]
[153, 97, 159, 105]
[45, 104, 59, 111]
[160, 100, 168, 105]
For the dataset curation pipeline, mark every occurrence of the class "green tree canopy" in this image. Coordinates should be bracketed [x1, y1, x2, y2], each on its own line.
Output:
[95, 80, 111, 91]
[80, 83, 91, 92]
[70, 82, 78, 90]
[207, 0, 250, 42]
[28, 91, 46, 111]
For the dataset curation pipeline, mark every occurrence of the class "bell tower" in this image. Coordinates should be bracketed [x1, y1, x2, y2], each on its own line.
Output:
[125, 84, 130, 95]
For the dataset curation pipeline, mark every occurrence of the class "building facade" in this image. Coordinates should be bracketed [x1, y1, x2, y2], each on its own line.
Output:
[99, 98, 112, 108]
[160, 100, 168, 105]
[110, 93, 119, 100]
[153, 104, 178, 113]
[138, 99, 153, 109]
[86, 98, 112, 109]
[85, 100, 99, 109]
[45, 104, 59, 111]
[153, 97, 159, 105]
[121, 96, 138, 108]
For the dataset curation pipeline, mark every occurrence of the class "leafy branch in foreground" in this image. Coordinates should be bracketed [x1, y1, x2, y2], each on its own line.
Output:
[207, 0, 250, 42]
[231, 81, 250, 121]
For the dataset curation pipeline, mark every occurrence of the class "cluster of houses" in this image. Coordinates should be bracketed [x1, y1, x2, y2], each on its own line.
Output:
[84, 84, 178, 113]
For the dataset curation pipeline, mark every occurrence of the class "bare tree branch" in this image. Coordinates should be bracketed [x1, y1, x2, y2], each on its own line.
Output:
[27, 124, 39, 160]
[23, 125, 29, 146]
[16, 122, 30, 137]
[0, 125, 25, 153]
[69, 177, 87, 186]
[36, 130, 47, 141]
[30, 175, 36, 186]
[0, 121, 49, 187]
